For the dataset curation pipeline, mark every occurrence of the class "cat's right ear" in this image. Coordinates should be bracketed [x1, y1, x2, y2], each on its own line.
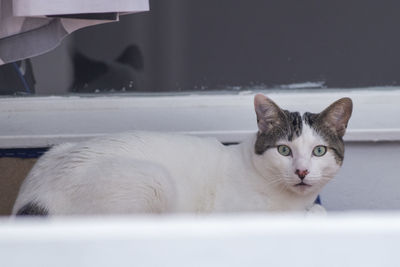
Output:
[318, 97, 353, 138]
[254, 94, 285, 133]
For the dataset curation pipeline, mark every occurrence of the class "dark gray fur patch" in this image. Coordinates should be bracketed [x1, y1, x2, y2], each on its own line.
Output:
[16, 202, 49, 216]
[255, 110, 303, 155]
[303, 112, 344, 164]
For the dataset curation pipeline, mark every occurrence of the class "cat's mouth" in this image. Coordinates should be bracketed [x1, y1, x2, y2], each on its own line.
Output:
[294, 182, 312, 187]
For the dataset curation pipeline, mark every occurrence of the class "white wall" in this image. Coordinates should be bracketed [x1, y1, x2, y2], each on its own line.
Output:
[322, 142, 400, 210]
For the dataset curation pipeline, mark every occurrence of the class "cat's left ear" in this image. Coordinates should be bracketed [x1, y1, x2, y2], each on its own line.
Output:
[318, 98, 353, 138]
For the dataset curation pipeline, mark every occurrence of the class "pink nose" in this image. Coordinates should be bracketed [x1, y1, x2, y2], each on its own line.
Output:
[295, 169, 309, 179]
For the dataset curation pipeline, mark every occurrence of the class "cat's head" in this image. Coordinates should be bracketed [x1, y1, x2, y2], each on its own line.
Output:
[252, 94, 353, 195]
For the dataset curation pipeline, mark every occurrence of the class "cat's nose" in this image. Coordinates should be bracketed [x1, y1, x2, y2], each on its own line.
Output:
[295, 169, 309, 180]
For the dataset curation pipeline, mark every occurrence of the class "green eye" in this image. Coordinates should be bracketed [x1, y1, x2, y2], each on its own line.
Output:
[313, 145, 327, 157]
[277, 145, 291, 156]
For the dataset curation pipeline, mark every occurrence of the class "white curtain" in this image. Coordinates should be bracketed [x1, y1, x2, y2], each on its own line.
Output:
[0, 0, 149, 65]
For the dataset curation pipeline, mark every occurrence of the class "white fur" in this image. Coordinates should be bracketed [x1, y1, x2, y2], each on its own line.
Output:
[12, 123, 339, 215]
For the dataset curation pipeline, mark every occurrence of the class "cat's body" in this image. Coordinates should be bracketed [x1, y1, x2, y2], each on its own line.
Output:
[12, 95, 352, 216]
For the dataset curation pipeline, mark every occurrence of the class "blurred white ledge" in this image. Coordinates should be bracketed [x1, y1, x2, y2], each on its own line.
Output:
[1, 213, 400, 267]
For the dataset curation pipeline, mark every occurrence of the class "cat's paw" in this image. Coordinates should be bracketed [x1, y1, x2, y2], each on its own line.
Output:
[306, 204, 327, 215]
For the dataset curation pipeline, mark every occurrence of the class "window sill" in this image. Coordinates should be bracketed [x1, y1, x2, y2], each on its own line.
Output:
[0, 88, 398, 148]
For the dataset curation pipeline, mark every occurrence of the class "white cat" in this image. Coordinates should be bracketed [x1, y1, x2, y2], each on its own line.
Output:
[12, 94, 352, 216]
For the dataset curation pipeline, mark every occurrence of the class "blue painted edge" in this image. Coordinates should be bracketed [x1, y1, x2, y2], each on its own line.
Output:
[315, 195, 322, 205]
[0, 147, 50, 158]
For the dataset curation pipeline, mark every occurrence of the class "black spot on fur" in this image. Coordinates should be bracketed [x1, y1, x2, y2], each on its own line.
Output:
[16, 202, 48, 216]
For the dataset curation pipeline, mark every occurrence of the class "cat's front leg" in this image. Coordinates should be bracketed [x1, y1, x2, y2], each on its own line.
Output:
[306, 204, 327, 215]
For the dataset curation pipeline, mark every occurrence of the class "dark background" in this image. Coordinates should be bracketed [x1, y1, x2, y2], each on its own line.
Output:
[2, 0, 400, 94]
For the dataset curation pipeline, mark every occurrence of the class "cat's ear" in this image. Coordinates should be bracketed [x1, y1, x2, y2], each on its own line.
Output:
[254, 94, 286, 133]
[318, 98, 353, 138]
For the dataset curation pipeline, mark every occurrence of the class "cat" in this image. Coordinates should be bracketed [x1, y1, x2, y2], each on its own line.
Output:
[12, 94, 352, 216]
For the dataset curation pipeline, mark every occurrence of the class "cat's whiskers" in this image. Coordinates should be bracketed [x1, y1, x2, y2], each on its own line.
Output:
[264, 177, 285, 187]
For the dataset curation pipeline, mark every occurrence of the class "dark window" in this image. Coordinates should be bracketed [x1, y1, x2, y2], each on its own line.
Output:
[1, 0, 399, 95]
